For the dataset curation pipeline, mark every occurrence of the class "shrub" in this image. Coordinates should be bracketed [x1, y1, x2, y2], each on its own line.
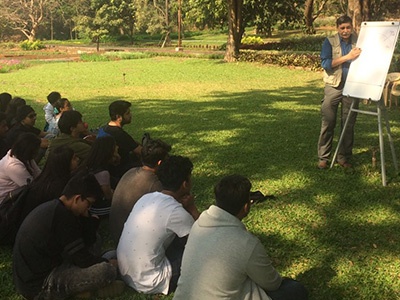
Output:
[241, 35, 326, 52]
[79, 53, 111, 62]
[0, 59, 29, 73]
[238, 50, 322, 71]
[20, 40, 45, 50]
[241, 36, 264, 46]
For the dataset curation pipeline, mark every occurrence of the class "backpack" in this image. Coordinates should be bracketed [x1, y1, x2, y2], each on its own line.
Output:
[0, 185, 30, 245]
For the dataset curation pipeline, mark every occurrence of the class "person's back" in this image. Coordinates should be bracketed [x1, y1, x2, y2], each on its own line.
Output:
[110, 167, 162, 243]
[174, 204, 279, 300]
[110, 138, 171, 244]
[117, 155, 200, 295]
[174, 175, 308, 300]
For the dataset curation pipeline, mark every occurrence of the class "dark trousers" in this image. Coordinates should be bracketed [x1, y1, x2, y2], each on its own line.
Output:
[165, 235, 187, 294]
[34, 262, 116, 300]
[318, 83, 359, 163]
[267, 278, 308, 300]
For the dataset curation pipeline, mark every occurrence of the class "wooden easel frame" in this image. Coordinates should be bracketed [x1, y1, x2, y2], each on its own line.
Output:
[330, 99, 398, 186]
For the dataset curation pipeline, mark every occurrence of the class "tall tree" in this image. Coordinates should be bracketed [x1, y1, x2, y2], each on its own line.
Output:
[347, 0, 370, 33]
[0, 0, 50, 41]
[225, 0, 244, 62]
[304, 0, 328, 34]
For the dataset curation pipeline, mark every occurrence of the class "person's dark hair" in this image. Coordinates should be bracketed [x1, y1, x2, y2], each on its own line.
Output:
[336, 15, 352, 27]
[5, 97, 26, 126]
[54, 98, 70, 112]
[33, 145, 75, 187]
[0, 92, 12, 112]
[0, 112, 6, 123]
[108, 100, 131, 121]
[16, 105, 35, 123]
[47, 91, 61, 105]
[156, 155, 193, 192]
[58, 110, 82, 134]
[141, 139, 171, 168]
[62, 171, 103, 201]
[85, 136, 116, 171]
[214, 174, 252, 216]
[10, 132, 41, 176]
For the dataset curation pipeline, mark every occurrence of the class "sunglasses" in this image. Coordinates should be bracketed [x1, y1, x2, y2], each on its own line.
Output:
[27, 113, 37, 119]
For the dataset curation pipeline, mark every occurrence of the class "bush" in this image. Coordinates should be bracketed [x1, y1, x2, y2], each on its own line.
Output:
[79, 53, 112, 62]
[20, 40, 45, 50]
[241, 36, 264, 46]
[0, 59, 29, 73]
[241, 35, 326, 52]
[238, 50, 322, 71]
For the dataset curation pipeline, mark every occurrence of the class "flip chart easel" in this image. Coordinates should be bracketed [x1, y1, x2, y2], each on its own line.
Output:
[330, 21, 400, 186]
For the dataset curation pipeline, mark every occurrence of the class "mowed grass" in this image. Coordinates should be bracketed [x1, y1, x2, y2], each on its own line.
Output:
[1, 57, 400, 299]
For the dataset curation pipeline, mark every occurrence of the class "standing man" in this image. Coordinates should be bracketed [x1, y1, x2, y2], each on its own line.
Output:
[100, 100, 142, 178]
[174, 174, 308, 300]
[317, 15, 361, 169]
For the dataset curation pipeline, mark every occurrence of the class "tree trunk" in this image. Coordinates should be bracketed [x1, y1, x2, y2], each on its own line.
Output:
[225, 0, 244, 62]
[304, 0, 315, 34]
[347, 0, 371, 34]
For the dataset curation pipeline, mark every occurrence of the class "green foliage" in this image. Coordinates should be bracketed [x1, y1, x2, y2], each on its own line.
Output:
[242, 35, 326, 52]
[104, 51, 155, 59]
[238, 50, 322, 71]
[241, 36, 264, 45]
[0, 42, 17, 49]
[79, 53, 112, 62]
[0, 59, 29, 73]
[20, 40, 45, 51]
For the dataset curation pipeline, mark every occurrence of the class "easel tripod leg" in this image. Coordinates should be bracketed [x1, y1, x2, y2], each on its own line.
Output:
[330, 100, 355, 169]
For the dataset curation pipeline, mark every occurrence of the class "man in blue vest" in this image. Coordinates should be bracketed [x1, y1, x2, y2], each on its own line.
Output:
[317, 15, 362, 169]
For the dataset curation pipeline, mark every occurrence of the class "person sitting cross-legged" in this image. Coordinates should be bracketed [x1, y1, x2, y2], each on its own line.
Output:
[117, 155, 200, 295]
[173, 174, 309, 300]
[47, 110, 92, 164]
[99, 100, 143, 179]
[13, 172, 124, 300]
[109, 137, 171, 244]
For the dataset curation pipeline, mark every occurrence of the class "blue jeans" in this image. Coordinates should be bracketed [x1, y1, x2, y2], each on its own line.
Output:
[267, 278, 308, 300]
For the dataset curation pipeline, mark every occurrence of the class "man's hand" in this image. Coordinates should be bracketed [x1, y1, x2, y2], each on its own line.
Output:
[347, 47, 361, 60]
[178, 194, 200, 220]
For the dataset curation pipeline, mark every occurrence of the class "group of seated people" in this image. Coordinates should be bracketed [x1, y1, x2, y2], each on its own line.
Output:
[0, 91, 309, 299]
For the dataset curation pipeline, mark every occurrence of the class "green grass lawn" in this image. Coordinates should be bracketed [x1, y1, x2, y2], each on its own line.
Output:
[1, 57, 400, 299]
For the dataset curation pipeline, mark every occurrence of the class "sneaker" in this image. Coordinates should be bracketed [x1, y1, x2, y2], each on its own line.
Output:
[318, 160, 328, 169]
[97, 280, 125, 298]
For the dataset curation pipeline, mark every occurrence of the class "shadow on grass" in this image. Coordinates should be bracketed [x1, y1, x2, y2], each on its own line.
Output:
[17, 82, 400, 299]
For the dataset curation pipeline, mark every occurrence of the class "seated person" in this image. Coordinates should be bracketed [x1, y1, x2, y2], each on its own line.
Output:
[5, 105, 50, 151]
[83, 136, 120, 217]
[173, 175, 308, 300]
[110, 138, 171, 244]
[0, 133, 41, 203]
[0, 112, 9, 158]
[0, 92, 12, 113]
[117, 155, 200, 295]
[13, 172, 123, 299]
[48, 110, 92, 164]
[43, 91, 61, 131]
[47, 98, 72, 136]
[5, 97, 25, 128]
[99, 100, 142, 178]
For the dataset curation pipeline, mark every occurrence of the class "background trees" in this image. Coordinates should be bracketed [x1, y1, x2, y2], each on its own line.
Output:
[0, 0, 399, 59]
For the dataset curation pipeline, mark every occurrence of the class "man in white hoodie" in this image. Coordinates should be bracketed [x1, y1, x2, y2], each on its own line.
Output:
[174, 174, 308, 300]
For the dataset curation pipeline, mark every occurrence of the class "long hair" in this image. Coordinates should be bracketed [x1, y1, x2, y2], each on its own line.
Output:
[85, 136, 116, 172]
[31, 145, 75, 189]
[10, 132, 41, 176]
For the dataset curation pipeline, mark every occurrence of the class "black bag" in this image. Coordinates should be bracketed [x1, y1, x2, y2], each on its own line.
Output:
[0, 185, 30, 245]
